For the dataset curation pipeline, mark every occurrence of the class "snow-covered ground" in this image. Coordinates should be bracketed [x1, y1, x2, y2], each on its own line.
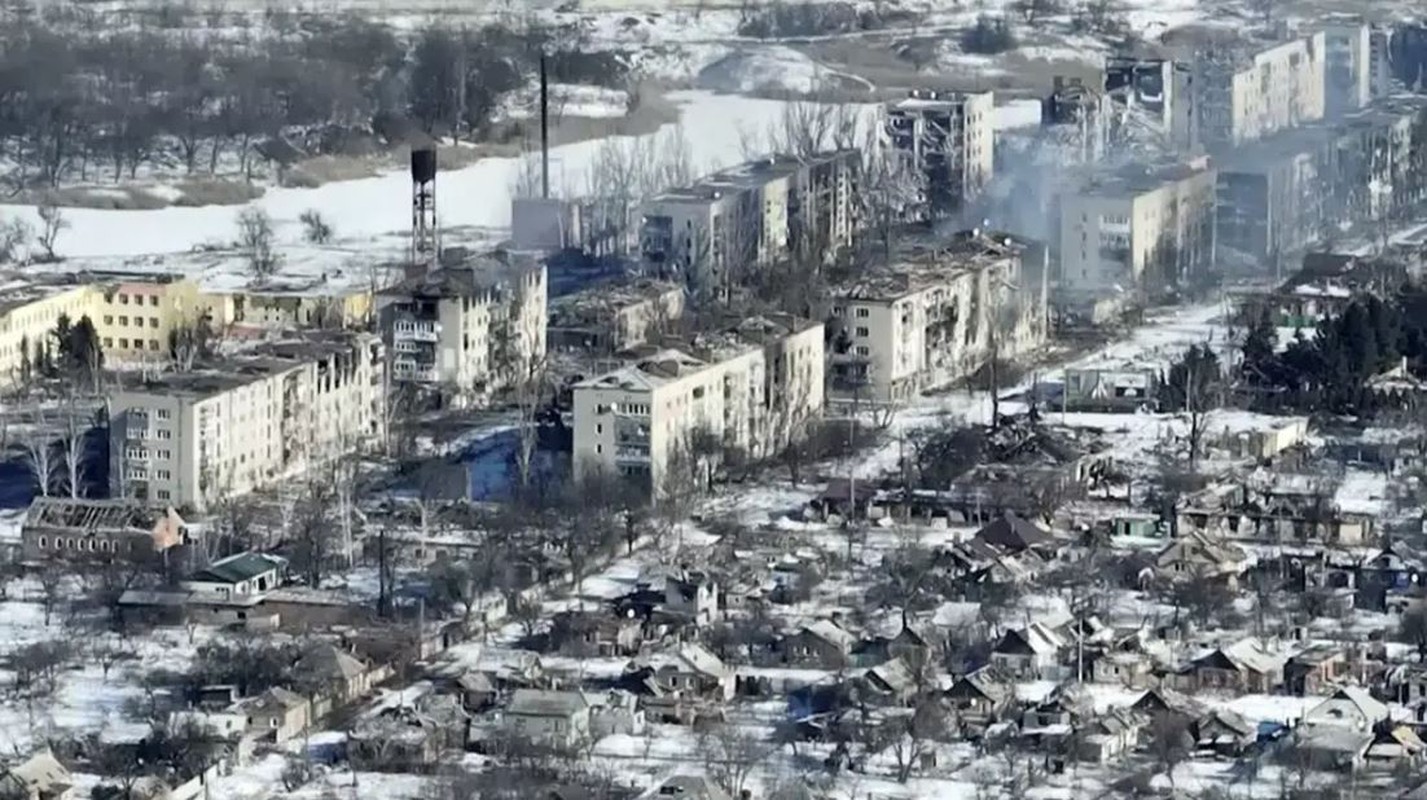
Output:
[0, 92, 875, 260]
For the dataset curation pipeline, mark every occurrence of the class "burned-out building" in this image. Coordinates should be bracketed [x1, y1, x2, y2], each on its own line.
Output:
[884, 90, 995, 220]
[1102, 56, 1194, 150]
[1043, 77, 1111, 164]
[21, 498, 190, 564]
[547, 278, 685, 355]
[1215, 125, 1339, 268]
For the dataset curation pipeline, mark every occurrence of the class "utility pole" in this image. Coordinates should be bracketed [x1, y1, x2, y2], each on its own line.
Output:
[540, 53, 550, 200]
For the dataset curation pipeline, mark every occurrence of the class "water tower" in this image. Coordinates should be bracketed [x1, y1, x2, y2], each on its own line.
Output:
[409, 145, 438, 276]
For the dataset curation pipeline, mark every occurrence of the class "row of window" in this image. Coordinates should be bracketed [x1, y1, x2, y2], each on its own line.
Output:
[104, 338, 162, 351]
[35, 536, 137, 553]
[110, 293, 161, 307]
[130, 407, 172, 420]
[124, 448, 173, 460]
[104, 315, 162, 329]
[831, 306, 872, 318]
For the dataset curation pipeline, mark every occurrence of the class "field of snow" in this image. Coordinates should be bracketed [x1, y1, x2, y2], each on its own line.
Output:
[0, 92, 876, 260]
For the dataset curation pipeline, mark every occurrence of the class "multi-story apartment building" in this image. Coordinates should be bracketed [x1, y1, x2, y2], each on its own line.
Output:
[87, 272, 203, 363]
[108, 330, 385, 510]
[1369, 26, 1395, 99]
[1058, 158, 1217, 299]
[0, 278, 94, 384]
[1217, 97, 1427, 265]
[884, 90, 994, 219]
[0, 270, 212, 385]
[1043, 77, 1111, 164]
[827, 230, 1043, 403]
[639, 151, 858, 297]
[572, 314, 824, 496]
[1320, 19, 1373, 116]
[1103, 57, 1196, 150]
[548, 278, 685, 355]
[377, 250, 547, 402]
[1193, 32, 1326, 150]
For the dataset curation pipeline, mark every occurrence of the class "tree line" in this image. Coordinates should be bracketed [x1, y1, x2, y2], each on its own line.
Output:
[0, 12, 631, 190]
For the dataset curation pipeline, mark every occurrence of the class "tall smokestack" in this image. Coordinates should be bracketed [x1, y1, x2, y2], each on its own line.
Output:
[540, 53, 550, 200]
[410, 145, 438, 278]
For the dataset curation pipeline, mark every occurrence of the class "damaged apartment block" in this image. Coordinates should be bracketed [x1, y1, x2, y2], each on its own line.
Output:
[884, 89, 995, 221]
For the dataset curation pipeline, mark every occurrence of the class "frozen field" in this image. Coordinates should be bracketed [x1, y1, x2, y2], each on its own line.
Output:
[0, 92, 877, 260]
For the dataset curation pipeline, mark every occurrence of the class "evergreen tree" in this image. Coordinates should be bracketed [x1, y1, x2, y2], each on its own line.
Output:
[1160, 344, 1223, 413]
[1240, 306, 1277, 385]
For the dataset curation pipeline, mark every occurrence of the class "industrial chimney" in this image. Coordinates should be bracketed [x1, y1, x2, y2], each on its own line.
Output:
[409, 145, 438, 279]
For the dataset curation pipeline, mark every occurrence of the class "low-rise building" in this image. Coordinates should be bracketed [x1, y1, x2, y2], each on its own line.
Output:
[20, 498, 188, 563]
[503, 689, 595, 748]
[107, 330, 385, 510]
[376, 250, 547, 403]
[572, 315, 824, 496]
[202, 281, 374, 331]
[182, 551, 285, 601]
[1062, 366, 1159, 412]
[829, 229, 1044, 402]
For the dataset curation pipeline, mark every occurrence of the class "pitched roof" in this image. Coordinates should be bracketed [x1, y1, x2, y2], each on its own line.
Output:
[975, 512, 1054, 551]
[298, 644, 366, 681]
[671, 643, 728, 678]
[2, 749, 70, 793]
[189, 552, 283, 585]
[247, 686, 308, 712]
[800, 620, 857, 652]
[507, 689, 595, 718]
[1311, 686, 1390, 725]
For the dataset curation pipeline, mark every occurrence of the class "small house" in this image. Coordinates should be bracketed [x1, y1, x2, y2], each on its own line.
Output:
[974, 512, 1059, 557]
[1285, 645, 1351, 696]
[1077, 707, 1144, 764]
[1155, 531, 1248, 586]
[780, 620, 857, 669]
[294, 644, 377, 703]
[945, 667, 1013, 725]
[651, 644, 734, 701]
[182, 551, 285, 600]
[548, 611, 642, 658]
[1302, 686, 1389, 732]
[990, 623, 1067, 680]
[1193, 708, 1257, 756]
[0, 748, 73, 800]
[503, 690, 595, 748]
[664, 571, 719, 627]
[240, 687, 311, 743]
[1180, 638, 1286, 694]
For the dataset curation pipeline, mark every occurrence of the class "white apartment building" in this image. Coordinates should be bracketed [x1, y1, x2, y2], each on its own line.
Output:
[377, 250, 547, 403]
[108, 331, 386, 510]
[640, 151, 858, 297]
[828, 231, 1042, 403]
[572, 315, 824, 496]
[1196, 32, 1327, 149]
[884, 90, 995, 219]
[1058, 159, 1217, 300]
[1321, 20, 1372, 116]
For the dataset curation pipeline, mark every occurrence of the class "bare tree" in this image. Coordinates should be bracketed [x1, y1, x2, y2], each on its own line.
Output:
[1148, 712, 1193, 789]
[698, 722, 771, 798]
[0, 216, 31, 264]
[298, 208, 333, 244]
[236, 207, 281, 281]
[891, 699, 945, 782]
[59, 392, 89, 498]
[19, 411, 57, 498]
[32, 203, 68, 262]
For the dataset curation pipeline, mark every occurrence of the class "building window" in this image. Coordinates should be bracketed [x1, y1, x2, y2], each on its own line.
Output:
[157, 429, 172, 440]
[149, 296, 159, 306]
[103, 338, 113, 347]
[149, 317, 159, 328]
[103, 315, 113, 325]
[156, 409, 170, 420]
[119, 316, 128, 326]
[37, 537, 46, 549]
[157, 490, 171, 500]
[157, 470, 171, 480]
[149, 340, 159, 350]
[118, 294, 128, 305]
[855, 327, 869, 337]
[855, 346, 870, 356]
[118, 339, 128, 349]
[855, 307, 869, 318]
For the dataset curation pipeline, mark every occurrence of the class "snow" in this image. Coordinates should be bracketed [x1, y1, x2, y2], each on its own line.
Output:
[498, 82, 631, 121]
[697, 46, 830, 95]
[0, 92, 855, 259]
[1335, 469, 1389, 517]
[995, 98, 1044, 131]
